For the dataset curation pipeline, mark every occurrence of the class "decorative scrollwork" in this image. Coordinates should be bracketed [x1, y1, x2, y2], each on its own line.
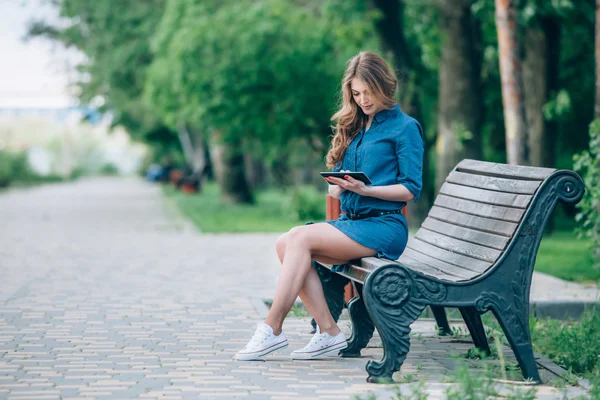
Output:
[370, 267, 411, 308]
[474, 292, 502, 313]
[362, 265, 446, 382]
[555, 173, 584, 204]
[414, 277, 447, 302]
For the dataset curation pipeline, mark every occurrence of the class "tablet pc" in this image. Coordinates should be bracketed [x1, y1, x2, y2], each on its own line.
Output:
[320, 171, 372, 185]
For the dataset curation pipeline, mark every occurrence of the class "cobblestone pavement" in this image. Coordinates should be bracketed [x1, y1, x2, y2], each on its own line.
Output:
[0, 178, 592, 399]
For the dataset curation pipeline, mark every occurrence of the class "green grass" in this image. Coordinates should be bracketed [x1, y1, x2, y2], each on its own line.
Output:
[531, 309, 600, 378]
[163, 182, 303, 233]
[535, 231, 599, 284]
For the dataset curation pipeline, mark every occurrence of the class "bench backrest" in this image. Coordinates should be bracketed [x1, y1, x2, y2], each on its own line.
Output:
[398, 159, 556, 282]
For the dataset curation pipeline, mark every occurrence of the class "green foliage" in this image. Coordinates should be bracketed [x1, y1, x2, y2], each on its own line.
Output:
[531, 308, 600, 376]
[147, 0, 352, 161]
[99, 163, 120, 176]
[444, 363, 535, 400]
[289, 185, 326, 222]
[0, 151, 14, 187]
[0, 151, 65, 188]
[543, 89, 572, 121]
[574, 119, 600, 270]
[163, 182, 300, 233]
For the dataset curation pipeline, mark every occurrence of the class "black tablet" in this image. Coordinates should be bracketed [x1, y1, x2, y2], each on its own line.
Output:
[320, 171, 372, 185]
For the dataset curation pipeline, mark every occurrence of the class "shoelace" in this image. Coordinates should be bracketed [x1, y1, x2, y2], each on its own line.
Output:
[305, 333, 326, 349]
[245, 328, 270, 349]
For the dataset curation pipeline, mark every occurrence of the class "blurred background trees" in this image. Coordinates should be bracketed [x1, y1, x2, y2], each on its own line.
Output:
[25, 0, 598, 233]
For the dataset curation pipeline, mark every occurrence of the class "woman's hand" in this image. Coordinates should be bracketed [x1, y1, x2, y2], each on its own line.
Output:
[324, 170, 369, 196]
[327, 183, 345, 199]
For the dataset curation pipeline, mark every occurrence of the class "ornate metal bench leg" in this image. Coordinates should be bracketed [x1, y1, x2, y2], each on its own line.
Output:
[490, 307, 541, 383]
[310, 261, 350, 333]
[341, 282, 375, 358]
[430, 306, 453, 336]
[459, 307, 490, 356]
[362, 266, 433, 383]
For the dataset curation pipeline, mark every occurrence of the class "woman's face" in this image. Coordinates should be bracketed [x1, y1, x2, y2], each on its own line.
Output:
[351, 77, 381, 116]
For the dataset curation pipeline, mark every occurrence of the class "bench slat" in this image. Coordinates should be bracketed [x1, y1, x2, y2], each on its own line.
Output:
[428, 206, 518, 237]
[446, 171, 542, 194]
[400, 256, 466, 281]
[456, 159, 555, 181]
[400, 250, 475, 281]
[415, 228, 502, 263]
[335, 263, 370, 283]
[407, 237, 493, 273]
[357, 254, 470, 281]
[440, 182, 532, 208]
[421, 218, 509, 251]
[434, 194, 525, 223]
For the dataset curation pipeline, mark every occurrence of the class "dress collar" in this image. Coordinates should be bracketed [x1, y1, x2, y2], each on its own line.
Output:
[373, 104, 400, 124]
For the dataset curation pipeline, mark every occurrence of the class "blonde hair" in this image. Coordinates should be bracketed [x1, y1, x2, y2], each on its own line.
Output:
[326, 52, 397, 169]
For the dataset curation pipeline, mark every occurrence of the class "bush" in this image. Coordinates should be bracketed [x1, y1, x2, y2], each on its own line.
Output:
[531, 308, 600, 376]
[0, 150, 67, 187]
[573, 119, 600, 270]
[99, 162, 120, 176]
[0, 151, 14, 187]
[289, 185, 326, 222]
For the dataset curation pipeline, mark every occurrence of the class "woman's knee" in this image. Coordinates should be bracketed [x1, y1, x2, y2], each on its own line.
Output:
[275, 233, 288, 261]
[286, 226, 311, 248]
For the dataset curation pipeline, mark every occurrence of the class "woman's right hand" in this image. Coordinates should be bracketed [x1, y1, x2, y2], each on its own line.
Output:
[324, 170, 349, 199]
[327, 183, 345, 199]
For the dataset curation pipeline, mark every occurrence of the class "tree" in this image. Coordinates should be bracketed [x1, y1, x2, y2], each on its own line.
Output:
[521, 0, 577, 169]
[146, 0, 367, 202]
[436, 0, 483, 190]
[523, 18, 559, 168]
[597, 0, 600, 117]
[495, 0, 529, 165]
[371, 0, 434, 227]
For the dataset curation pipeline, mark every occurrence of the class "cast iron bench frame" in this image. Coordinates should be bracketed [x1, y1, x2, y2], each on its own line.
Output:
[312, 159, 584, 383]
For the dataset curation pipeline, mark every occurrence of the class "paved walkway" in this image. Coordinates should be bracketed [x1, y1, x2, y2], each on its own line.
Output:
[0, 178, 595, 399]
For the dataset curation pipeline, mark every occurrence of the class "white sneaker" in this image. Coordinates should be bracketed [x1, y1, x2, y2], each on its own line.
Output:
[234, 323, 288, 361]
[291, 329, 348, 360]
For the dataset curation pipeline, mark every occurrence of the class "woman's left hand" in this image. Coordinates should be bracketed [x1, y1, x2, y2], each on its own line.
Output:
[325, 172, 369, 196]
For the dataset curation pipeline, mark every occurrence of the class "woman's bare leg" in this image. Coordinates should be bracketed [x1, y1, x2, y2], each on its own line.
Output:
[267, 223, 376, 335]
[275, 235, 348, 335]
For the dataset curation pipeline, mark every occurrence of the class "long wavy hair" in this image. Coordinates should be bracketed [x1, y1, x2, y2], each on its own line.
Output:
[326, 51, 397, 169]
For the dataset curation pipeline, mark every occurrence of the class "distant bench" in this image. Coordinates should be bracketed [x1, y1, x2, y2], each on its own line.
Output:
[312, 159, 584, 383]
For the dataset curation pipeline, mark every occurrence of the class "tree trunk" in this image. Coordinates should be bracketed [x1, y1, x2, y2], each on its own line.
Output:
[495, 0, 529, 165]
[244, 153, 269, 190]
[523, 18, 560, 168]
[436, 0, 484, 191]
[177, 124, 206, 172]
[371, 0, 431, 228]
[596, 0, 600, 118]
[210, 131, 254, 204]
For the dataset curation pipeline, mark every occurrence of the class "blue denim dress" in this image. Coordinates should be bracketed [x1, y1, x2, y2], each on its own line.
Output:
[327, 104, 424, 261]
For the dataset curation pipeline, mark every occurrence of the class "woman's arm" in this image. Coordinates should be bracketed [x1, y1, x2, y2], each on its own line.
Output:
[362, 184, 414, 202]
[325, 176, 413, 202]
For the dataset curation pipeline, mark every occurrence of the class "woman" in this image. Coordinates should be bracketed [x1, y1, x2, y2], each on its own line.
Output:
[235, 51, 424, 361]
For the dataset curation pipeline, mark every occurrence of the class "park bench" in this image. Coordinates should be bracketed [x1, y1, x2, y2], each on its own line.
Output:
[312, 159, 584, 384]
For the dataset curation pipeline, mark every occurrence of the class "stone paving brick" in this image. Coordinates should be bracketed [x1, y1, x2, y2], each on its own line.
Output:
[0, 178, 594, 400]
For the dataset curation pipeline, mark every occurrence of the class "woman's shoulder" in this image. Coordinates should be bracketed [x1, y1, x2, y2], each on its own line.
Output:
[383, 110, 423, 139]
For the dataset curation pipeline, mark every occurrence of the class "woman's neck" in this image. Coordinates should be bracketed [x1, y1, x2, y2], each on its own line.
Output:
[366, 115, 374, 130]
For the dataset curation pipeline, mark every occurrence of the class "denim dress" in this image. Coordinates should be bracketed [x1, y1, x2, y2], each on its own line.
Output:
[327, 104, 424, 260]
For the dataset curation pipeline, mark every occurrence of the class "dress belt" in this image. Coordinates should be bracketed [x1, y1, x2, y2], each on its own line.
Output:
[346, 207, 405, 220]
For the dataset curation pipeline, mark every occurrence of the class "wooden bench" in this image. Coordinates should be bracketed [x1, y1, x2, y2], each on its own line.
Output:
[312, 159, 584, 383]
